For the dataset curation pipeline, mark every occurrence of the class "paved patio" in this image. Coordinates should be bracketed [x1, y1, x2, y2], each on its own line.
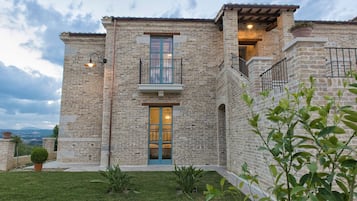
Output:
[24, 161, 225, 172]
[20, 161, 267, 199]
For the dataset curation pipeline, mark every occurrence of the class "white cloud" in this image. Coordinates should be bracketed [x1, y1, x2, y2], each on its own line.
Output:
[0, 109, 59, 129]
[0, 0, 62, 80]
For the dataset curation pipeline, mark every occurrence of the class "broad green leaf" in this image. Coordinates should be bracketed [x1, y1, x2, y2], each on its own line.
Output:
[310, 118, 323, 129]
[348, 88, 357, 94]
[341, 159, 357, 168]
[342, 120, 357, 131]
[258, 146, 269, 151]
[298, 145, 318, 150]
[329, 135, 338, 145]
[238, 181, 244, 189]
[341, 108, 357, 116]
[333, 126, 345, 134]
[349, 83, 357, 87]
[344, 114, 357, 122]
[308, 162, 317, 173]
[308, 193, 318, 201]
[220, 178, 225, 187]
[291, 186, 305, 195]
[269, 165, 277, 177]
[279, 98, 289, 109]
[299, 173, 310, 185]
[242, 93, 253, 107]
[336, 179, 348, 195]
[318, 126, 336, 137]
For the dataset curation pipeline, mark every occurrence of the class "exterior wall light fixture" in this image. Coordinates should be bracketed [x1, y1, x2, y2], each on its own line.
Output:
[84, 52, 107, 68]
[247, 23, 254, 30]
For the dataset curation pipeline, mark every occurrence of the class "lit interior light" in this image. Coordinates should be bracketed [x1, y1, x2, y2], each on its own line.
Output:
[247, 24, 254, 29]
[165, 115, 171, 120]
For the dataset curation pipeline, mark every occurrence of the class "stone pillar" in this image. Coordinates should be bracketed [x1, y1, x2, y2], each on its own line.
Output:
[247, 57, 273, 95]
[223, 9, 239, 69]
[283, 37, 328, 89]
[277, 11, 295, 58]
[0, 139, 15, 171]
[43, 137, 56, 160]
[100, 17, 116, 167]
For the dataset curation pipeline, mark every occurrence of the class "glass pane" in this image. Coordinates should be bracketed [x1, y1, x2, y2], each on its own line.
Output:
[162, 125, 172, 142]
[162, 38, 172, 53]
[162, 54, 172, 67]
[150, 54, 160, 67]
[162, 143, 171, 159]
[149, 143, 159, 159]
[162, 108, 172, 124]
[150, 108, 160, 124]
[150, 68, 160, 83]
[150, 125, 159, 141]
[150, 38, 161, 53]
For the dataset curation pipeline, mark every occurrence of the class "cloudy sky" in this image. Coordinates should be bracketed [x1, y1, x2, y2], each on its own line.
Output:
[0, 0, 356, 129]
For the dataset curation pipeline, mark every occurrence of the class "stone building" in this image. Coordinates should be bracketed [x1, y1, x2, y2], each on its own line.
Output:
[59, 3, 357, 191]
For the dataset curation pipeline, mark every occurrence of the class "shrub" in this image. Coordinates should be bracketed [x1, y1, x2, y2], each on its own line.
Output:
[30, 147, 48, 164]
[91, 165, 132, 193]
[174, 165, 204, 194]
[241, 76, 357, 201]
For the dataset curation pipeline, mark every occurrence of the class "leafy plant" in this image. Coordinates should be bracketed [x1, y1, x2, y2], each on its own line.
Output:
[241, 76, 357, 201]
[289, 22, 313, 32]
[174, 165, 204, 194]
[91, 165, 133, 193]
[11, 135, 22, 168]
[205, 177, 250, 201]
[52, 125, 58, 151]
[30, 147, 48, 164]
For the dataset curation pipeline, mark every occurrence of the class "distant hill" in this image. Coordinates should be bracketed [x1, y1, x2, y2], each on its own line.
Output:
[0, 129, 53, 146]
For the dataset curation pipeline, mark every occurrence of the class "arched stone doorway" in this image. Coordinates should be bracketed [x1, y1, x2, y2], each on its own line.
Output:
[218, 104, 227, 166]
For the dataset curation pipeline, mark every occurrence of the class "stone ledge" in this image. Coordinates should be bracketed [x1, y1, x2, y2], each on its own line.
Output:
[58, 138, 102, 142]
[246, 56, 273, 66]
[282, 37, 328, 52]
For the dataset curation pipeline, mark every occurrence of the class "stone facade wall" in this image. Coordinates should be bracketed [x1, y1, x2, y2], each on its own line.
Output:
[58, 33, 106, 163]
[312, 23, 357, 47]
[101, 19, 223, 165]
[234, 37, 357, 191]
[0, 138, 56, 171]
[0, 139, 15, 171]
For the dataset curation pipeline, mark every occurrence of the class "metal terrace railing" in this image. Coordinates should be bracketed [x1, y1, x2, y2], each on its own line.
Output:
[139, 59, 183, 84]
[326, 47, 357, 77]
[260, 58, 288, 92]
[231, 54, 248, 77]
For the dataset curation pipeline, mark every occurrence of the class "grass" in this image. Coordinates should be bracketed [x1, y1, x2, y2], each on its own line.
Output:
[0, 171, 245, 201]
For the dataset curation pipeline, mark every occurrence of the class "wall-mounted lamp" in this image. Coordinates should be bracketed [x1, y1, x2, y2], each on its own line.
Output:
[84, 52, 107, 68]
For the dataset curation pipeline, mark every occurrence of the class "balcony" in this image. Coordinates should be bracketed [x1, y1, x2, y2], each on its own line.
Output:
[138, 59, 183, 95]
[260, 58, 288, 92]
[326, 47, 357, 77]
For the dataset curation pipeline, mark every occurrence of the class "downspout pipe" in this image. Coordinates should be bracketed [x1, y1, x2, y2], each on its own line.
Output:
[108, 17, 117, 167]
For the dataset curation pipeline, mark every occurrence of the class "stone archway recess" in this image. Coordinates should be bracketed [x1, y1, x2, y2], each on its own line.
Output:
[218, 104, 227, 166]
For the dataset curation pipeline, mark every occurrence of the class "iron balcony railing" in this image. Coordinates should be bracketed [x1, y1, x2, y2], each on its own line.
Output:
[231, 54, 248, 77]
[260, 58, 288, 92]
[326, 47, 357, 77]
[139, 59, 183, 84]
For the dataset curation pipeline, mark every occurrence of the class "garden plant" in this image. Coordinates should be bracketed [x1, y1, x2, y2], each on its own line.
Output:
[206, 76, 357, 201]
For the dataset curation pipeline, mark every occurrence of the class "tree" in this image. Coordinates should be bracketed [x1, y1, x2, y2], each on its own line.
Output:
[52, 125, 59, 151]
[241, 76, 357, 200]
[11, 135, 22, 169]
[206, 76, 357, 201]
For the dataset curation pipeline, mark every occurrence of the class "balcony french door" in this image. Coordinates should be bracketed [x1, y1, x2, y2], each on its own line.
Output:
[149, 107, 172, 165]
[150, 36, 173, 84]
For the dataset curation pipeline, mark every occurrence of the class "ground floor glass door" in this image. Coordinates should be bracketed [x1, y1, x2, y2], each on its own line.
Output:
[149, 107, 172, 164]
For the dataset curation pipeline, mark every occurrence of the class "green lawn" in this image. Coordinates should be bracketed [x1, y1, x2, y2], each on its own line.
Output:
[0, 171, 244, 201]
